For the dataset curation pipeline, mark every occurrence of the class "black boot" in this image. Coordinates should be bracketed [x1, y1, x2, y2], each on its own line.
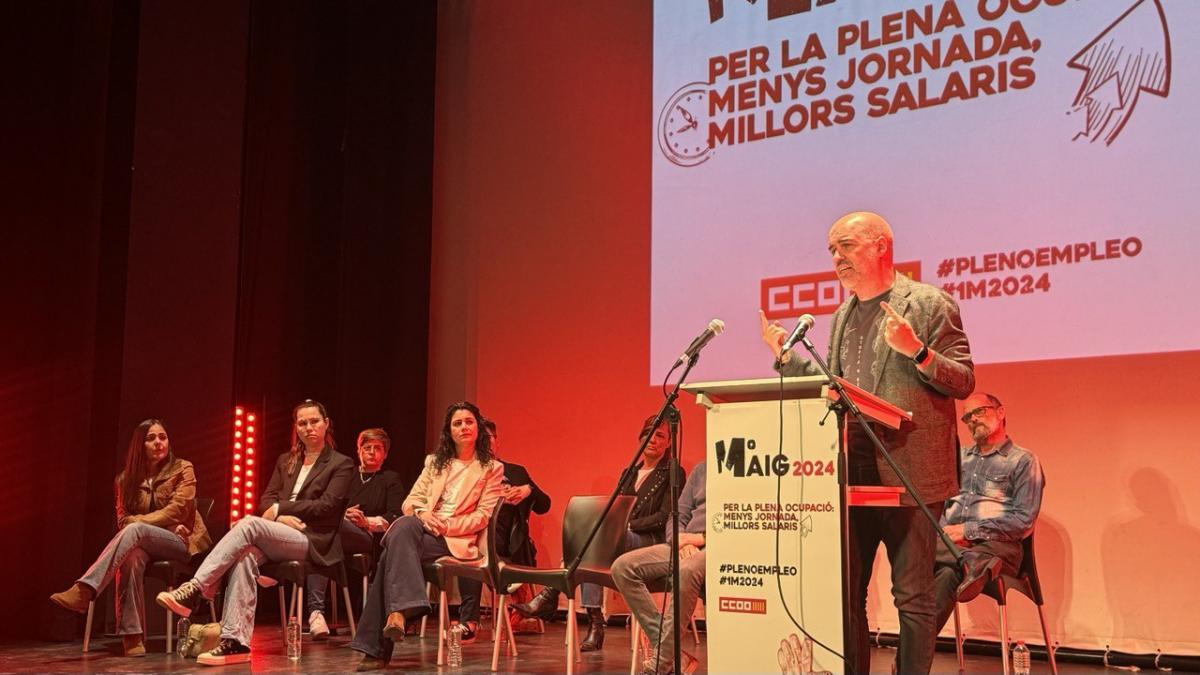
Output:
[579, 607, 606, 651]
[512, 587, 559, 621]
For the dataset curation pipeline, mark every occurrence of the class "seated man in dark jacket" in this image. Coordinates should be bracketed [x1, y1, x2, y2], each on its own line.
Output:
[455, 420, 551, 642]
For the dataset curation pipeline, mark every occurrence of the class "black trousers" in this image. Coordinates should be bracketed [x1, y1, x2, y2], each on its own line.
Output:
[846, 504, 943, 675]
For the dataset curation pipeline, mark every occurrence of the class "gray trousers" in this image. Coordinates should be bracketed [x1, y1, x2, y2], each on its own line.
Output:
[933, 537, 1023, 633]
[611, 543, 705, 668]
[350, 516, 451, 659]
[190, 515, 310, 647]
[306, 518, 374, 616]
[77, 521, 190, 635]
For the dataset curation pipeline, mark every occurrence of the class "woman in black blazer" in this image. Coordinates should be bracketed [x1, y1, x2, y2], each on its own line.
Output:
[156, 399, 354, 666]
[513, 415, 684, 651]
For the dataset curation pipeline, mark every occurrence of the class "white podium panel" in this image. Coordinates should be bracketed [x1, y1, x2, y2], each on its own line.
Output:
[703, 396, 845, 675]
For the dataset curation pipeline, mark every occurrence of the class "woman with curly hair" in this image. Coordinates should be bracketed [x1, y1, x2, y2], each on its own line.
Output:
[351, 401, 505, 671]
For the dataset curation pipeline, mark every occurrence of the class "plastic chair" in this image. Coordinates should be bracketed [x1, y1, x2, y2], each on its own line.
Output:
[498, 495, 637, 675]
[418, 563, 439, 641]
[345, 550, 374, 619]
[431, 500, 516, 671]
[953, 533, 1058, 675]
[259, 559, 356, 639]
[83, 498, 218, 654]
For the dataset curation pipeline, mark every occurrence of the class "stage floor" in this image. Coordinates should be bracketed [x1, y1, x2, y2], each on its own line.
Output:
[0, 620, 1088, 673]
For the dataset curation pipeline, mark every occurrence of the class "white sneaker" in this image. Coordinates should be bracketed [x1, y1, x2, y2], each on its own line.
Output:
[309, 610, 330, 640]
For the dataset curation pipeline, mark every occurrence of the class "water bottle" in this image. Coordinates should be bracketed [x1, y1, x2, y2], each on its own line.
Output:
[287, 615, 302, 660]
[447, 623, 463, 667]
[176, 618, 191, 658]
[1012, 640, 1030, 675]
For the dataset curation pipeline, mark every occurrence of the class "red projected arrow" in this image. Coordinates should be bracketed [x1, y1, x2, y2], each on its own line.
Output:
[1067, 0, 1171, 146]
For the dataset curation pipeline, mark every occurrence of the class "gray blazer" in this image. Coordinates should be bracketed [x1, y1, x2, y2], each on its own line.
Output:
[780, 272, 975, 505]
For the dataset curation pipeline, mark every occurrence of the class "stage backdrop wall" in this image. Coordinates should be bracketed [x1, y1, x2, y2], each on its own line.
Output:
[431, 0, 1199, 657]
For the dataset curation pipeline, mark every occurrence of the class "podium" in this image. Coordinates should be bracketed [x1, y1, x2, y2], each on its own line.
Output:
[685, 376, 911, 675]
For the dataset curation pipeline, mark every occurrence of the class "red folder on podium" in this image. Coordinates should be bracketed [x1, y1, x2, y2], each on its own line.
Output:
[823, 376, 913, 508]
[822, 375, 912, 430]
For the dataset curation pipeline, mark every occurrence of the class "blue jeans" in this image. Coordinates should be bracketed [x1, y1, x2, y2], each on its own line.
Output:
[350, 516, 452, 659]
[580, 529, 659, 608]
[190, 516, 310, 647]
[305, 519, 375, 616]
[77, 522, 190, 635]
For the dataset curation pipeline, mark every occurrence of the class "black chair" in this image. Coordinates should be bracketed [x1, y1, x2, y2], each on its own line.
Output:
[83, 497, 218, 653]
[345, 550, 374, 612]
[430, 500, 516, 671]
[259, 558, 357, 639]
[952, 533, 1058, 675]
[497, 495, 637, 675]
[416, 560, 442, 645]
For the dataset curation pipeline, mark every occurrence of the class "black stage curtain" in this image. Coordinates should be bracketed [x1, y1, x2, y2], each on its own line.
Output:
[234, 0, 436, 503]
[0, 0, 435, 640]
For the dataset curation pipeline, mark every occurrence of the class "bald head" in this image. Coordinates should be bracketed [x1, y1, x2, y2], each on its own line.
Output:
[829, 212, 893, 253]
[827, 211, 895, 297]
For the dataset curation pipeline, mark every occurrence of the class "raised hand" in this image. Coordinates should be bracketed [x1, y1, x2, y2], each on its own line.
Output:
[880, 301, 922, 358]
[759, 309, 789, 360]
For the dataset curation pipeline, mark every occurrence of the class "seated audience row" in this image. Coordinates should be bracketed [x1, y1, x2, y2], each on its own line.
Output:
[53, 399, 544, 667]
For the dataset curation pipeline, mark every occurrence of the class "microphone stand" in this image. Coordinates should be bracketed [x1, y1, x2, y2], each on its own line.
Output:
[666, 398, 683, 675]
[793, 335, 965, 564]
[565, 353, 695, 675]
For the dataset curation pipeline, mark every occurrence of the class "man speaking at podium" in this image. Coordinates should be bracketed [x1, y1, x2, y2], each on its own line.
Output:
[759, 211, 975, 675]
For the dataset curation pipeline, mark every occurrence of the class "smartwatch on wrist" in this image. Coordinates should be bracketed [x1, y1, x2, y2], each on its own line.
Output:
[912, 344, 930, 365]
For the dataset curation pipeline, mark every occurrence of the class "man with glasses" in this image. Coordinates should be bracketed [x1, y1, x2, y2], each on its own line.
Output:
[933, 392, 1045, 632]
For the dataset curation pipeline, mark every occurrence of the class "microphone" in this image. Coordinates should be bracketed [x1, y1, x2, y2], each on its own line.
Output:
[675, 319, 725, 367]
[779, 314, 816, 355]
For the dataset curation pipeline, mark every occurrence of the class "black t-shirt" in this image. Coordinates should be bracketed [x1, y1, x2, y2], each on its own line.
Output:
[346, 469, 405, 523]
[840, 290, 889, 484]
[840, 289, 887, 392]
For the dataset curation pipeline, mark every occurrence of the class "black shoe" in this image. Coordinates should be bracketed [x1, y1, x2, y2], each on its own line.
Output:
[197, 638, 251, 666]
[956, 556, 1002, 602]
[512, 587, 559, 620]
[579, 607, 606, 651]
[356, 654, 390, 671]
[156, 580, 205, 618]
[458, 621, 478, 644]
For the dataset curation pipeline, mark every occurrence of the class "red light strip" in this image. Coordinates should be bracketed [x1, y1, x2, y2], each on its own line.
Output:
[231, 407, 258, 526]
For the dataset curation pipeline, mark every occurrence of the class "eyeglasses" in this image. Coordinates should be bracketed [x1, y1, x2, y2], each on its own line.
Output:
[960, 406, 998, 423]
[296, 417, 325, 429]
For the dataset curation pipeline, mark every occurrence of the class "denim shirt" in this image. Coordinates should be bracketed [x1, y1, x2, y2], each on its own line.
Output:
[941, 438, 1044, 543]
